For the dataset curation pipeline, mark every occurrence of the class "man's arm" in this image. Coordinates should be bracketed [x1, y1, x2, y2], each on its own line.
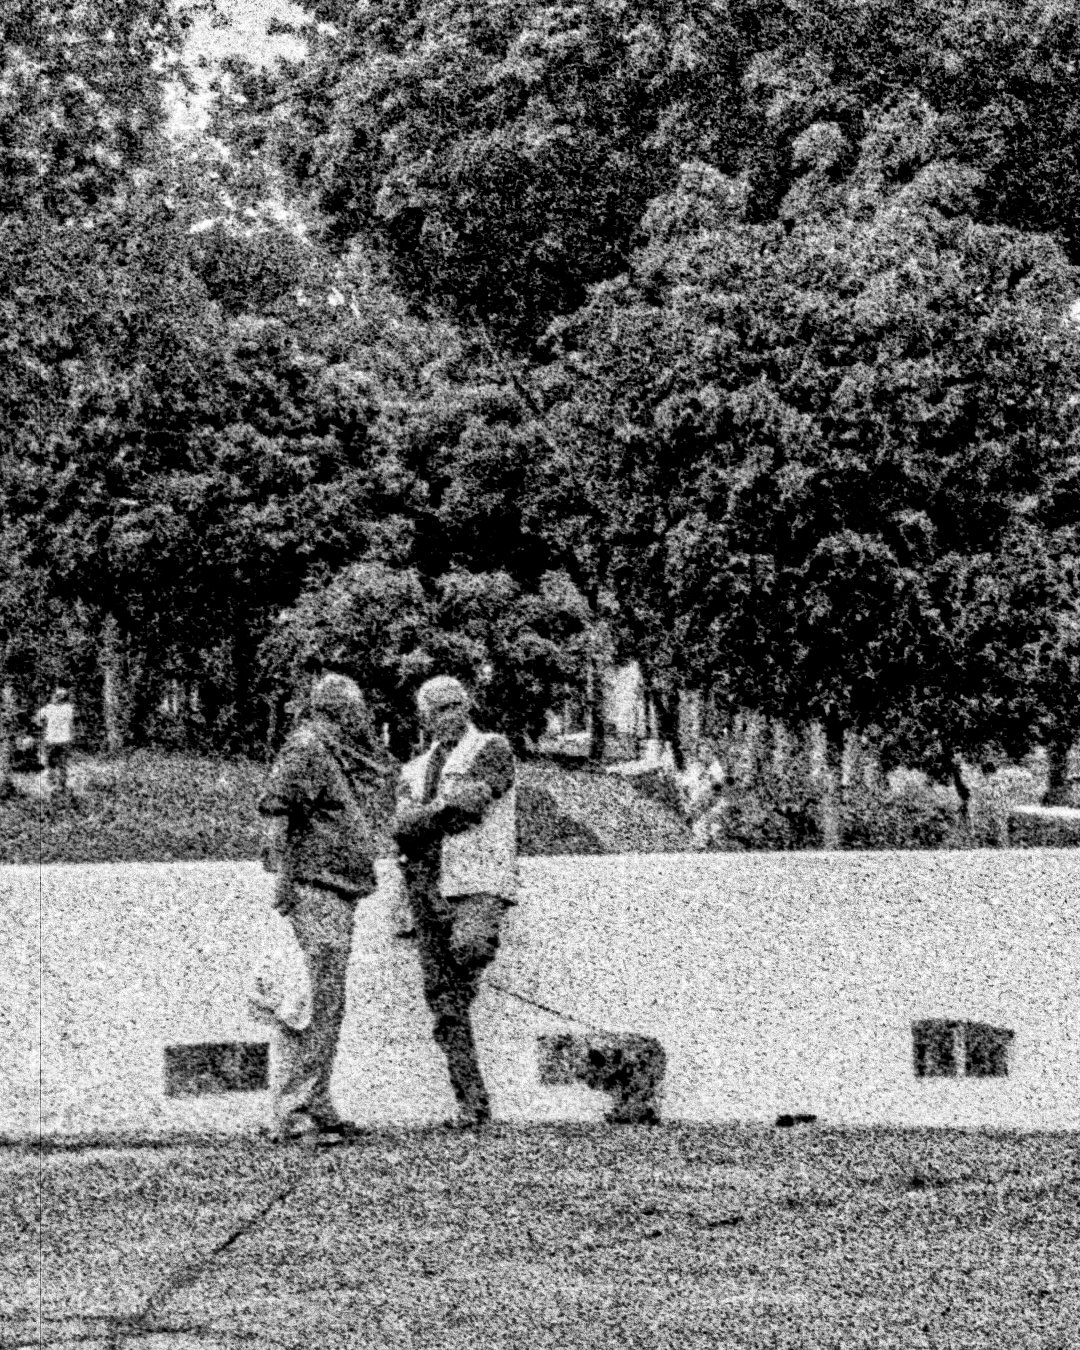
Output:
[392, 736, 514, 847]
[464, 735, 514, 800]
[392, 779, 461, 847]
[257, 734, 334, 822]
[422, 735, 515, 837]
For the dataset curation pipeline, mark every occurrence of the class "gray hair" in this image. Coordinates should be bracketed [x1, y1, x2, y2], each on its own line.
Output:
[416, 675, 470, 714]
[311, 672, 366, 719]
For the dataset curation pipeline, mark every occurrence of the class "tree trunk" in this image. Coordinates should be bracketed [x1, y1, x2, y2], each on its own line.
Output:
[1043, 736, 1073, 807]
[699, 685, 715, 743]
[946, 753, 972, 834]
[126, 653, 158, 749]
[586, 646, 606, 765]
[750, 713, 779, 788]
[179, 680, 201, 749]
[788, 720, 816, 798]
[729, 708, 753, 786]
[820, 715, 845, 850]
[0, 681, 14, 797]
[858, 731, 886, 794]
[101, 613, 125, 755]
[265, 692, 281, 762]
[711, 703, 735, 781]
[654, 689, 685, 771]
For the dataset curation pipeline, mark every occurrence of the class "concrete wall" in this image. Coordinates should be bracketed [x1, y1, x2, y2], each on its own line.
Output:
[3, 851, 1078, 1140]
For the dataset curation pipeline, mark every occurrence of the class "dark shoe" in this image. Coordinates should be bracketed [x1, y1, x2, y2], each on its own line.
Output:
[312, 1130, 347, 1148]
[269, 1120, 318, 1145]
[438, 1110, 491, 1132]
[274, 1125, 347, 1149]
[313, 1118, 360, 1142]
[605, 1105, 662, 1126]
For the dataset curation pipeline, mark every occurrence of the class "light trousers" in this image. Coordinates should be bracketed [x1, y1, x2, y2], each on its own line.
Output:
[272, 883, 355, 1134]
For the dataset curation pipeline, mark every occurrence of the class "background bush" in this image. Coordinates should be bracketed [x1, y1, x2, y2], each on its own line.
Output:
[841, 781, 956, 851]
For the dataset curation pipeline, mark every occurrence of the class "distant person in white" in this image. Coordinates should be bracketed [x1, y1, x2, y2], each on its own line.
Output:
[35, 687, 74, 792]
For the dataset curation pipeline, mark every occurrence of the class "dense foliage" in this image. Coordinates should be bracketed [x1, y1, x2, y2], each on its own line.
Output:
[540, 110, 1080, 777]
[6, 0, 1080, 813]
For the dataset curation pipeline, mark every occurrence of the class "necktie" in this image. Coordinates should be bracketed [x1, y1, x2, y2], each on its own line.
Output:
[422, 741, 449, 803]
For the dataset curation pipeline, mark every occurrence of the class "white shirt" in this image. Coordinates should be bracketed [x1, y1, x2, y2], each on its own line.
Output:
[36, 702, 74, 746]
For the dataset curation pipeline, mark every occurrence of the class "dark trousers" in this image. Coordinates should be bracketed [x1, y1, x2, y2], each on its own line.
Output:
[46, 743, 70, 791]
[411, 891, 506, 1122]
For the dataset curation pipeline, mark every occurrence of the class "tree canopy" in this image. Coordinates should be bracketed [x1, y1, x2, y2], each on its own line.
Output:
[8, 0, 1080, 789]
[271, 0, 753, 344]
[538, 99, 1080, 771]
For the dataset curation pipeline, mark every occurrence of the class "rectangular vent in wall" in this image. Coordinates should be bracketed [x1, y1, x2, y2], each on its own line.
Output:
[164, 1041, 269, 1097]
[912, 1020, 1013, 1079]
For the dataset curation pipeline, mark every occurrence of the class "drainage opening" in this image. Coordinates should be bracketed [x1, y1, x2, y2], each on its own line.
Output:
[912, 1020, 1013, 1079]
[164, 1041, 269, 1097]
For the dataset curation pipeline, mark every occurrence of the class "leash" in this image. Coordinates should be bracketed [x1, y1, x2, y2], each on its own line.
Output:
[486, 977, 611, 1036]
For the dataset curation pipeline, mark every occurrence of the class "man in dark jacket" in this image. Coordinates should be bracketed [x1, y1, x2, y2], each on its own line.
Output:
[258, 673, 391, 1143]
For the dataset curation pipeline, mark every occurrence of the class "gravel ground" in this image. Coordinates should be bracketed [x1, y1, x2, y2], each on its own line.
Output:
[5, 1124, 1079, 1349]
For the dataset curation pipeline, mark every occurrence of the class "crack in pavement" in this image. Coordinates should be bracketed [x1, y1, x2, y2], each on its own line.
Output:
[19, 1318, 294, 1350]
[30, 1151, 318, 1350]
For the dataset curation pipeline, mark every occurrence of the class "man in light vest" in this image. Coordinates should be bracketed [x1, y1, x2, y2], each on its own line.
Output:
[393, 675, 517, 1129]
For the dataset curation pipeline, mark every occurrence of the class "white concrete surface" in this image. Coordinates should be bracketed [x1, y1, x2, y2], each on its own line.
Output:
[2, 851, 1078, 1139]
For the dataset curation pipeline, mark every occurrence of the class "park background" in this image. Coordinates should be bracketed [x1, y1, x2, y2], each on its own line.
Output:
[7, 17, 1080, 1342]
[7, 0, 1080, 858]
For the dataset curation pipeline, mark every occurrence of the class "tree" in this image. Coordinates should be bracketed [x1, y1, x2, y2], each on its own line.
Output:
[540, 98, 1080, 811]
[0, 0, 186, 221]
[743, 0, 1080, 263]
[1024, 455, 1080, 803]
[272, 0, 752, 345]
[0, 2, 413, 752]
[0, 0, 193, 744]
[264, 561, 589, 755]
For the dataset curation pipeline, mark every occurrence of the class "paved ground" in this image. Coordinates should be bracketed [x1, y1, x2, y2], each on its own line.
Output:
[4, 1124, 1079, 1349]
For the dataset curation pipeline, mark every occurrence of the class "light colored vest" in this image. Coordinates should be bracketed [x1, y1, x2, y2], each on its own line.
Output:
[401, 725, 518, 899]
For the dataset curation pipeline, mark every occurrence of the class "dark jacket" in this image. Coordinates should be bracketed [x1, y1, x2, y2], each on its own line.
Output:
[258, 720, 392, 906]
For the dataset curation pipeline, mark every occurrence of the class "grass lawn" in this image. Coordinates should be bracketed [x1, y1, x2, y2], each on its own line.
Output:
[0, 753, 269, 866]
[1, 747, 1067, 865]
[7, 1123, 1078, 1349]
[0, 750, 690, 865]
